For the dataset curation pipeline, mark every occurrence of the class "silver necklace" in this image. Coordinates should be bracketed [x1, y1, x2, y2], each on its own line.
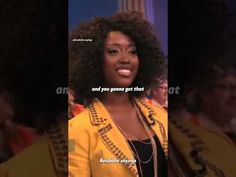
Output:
[111, 120, 145, 177]
[133, 103, 158, 177]
[115, 122, 154, 163]
[110, 102, 158, 177]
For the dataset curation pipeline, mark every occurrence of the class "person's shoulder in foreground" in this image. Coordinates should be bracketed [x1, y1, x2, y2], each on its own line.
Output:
[0, 121, 67, 177]
[0, 136, 56, 177]
[69, 109, 90, 127]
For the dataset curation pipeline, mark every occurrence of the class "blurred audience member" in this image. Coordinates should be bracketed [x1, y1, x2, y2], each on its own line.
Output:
[168, 0, 236, 176]
[146, 77, 168, 110]
[185, 64, 236, 133]
[169, 63, 236, 177]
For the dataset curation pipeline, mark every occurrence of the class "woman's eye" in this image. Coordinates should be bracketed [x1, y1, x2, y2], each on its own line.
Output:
[128, 48, 137, 55]
[107, 49, 119, 54]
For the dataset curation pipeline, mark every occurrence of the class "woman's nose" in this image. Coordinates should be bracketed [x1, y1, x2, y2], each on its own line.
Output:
[119, 52, 130, 64]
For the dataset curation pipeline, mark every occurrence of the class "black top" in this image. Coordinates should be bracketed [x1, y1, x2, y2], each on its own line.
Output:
[128, 135, 167, 177]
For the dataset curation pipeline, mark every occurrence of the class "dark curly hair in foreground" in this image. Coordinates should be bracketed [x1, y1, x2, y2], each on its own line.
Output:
[69, 11, 164, 104]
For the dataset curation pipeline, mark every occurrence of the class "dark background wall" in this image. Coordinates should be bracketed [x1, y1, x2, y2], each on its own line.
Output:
[69, 0, 118, 31]
[68, 0, 168, 56]
[153, 0, 168, 55]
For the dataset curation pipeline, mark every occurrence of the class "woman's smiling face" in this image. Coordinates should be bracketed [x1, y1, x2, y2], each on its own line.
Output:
[103, 31, 139, 88]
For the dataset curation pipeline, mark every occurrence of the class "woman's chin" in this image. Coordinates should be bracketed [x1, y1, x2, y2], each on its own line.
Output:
[114, 81, 133, 89]
[105, 79, 134, 89]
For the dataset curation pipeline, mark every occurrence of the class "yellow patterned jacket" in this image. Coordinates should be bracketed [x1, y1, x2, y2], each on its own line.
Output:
[169, 118, 236, 177]
[0, 122, 67, 177]
[69, 98, 168, 177]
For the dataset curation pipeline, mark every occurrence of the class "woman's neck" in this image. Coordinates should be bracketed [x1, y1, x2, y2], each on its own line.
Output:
[100, 92, 133, 109]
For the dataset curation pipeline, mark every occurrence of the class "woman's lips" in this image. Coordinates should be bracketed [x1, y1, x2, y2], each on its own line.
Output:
[117, 68, 131, 77]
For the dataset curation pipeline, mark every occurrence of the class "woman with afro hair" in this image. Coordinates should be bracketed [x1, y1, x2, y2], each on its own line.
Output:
[69, 11, 167, 177]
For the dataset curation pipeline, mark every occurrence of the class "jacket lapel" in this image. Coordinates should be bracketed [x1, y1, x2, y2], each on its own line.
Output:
[87, 98, 168, 177]
[88, 99, 138, 177]
[134, 98, 168, 156]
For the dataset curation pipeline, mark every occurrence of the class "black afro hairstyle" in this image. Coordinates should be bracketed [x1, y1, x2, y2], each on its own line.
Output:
[69, 11, 164, 105]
